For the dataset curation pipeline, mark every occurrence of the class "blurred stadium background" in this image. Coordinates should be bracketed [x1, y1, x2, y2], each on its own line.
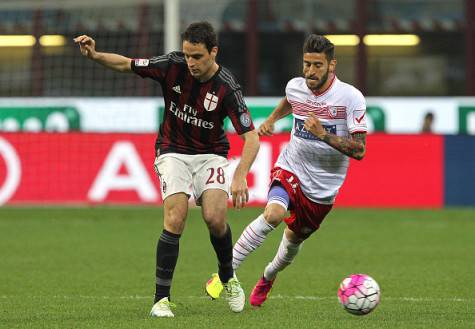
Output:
[1, 1, 474, 328]
[0, 0, 474, 207]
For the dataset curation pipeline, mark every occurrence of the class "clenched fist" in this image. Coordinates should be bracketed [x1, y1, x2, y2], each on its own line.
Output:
[304, 113, 326, 139]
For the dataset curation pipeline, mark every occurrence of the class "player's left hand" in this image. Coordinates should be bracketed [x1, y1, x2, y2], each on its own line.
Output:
[73, 35, 97, 59]
[230, 177, 249, 209]
[304, 113, 326, 139]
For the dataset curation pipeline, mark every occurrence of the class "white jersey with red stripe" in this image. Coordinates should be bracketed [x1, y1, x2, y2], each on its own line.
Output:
[275, 75, 367, 204]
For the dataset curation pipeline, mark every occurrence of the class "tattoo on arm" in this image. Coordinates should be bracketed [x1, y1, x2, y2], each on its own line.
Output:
[322, 132, 367, 160]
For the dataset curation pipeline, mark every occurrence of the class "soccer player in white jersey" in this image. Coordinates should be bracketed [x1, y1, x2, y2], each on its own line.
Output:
[206, 34, 367, 307]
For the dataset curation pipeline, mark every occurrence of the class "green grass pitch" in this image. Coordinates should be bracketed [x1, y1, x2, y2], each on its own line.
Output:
[1, 207, 474, 329]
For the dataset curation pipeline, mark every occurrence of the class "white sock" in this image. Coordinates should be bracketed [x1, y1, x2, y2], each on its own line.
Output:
[232, 214, 275, 270]
[263, 232, 302, 281]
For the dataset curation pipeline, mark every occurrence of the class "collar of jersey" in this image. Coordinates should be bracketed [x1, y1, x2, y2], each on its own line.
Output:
[196, 65, 222, 84]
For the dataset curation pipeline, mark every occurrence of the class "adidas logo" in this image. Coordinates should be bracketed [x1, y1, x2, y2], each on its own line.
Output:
[172, 85, 181, 94]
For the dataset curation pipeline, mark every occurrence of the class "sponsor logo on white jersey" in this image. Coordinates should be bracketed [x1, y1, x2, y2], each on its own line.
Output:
[353, 110, 366, 125]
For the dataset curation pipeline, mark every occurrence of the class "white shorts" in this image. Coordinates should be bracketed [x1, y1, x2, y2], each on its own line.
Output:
[154, 153, 230, 205]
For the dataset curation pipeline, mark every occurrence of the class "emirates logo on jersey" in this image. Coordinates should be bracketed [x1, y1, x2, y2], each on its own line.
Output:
[204, 92, 219, 111]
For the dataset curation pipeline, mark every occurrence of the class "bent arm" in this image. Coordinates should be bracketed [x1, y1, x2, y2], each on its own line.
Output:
[74, 34, 132, 73]
[268, 97, 292, 123]
[259, 97, 292, 136]
[303, 113, 367, 160]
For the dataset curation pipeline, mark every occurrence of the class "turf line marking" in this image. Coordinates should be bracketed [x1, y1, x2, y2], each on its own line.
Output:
[1, 295, 473, 302]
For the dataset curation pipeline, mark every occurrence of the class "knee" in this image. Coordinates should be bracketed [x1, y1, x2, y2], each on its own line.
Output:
[263, 204, 286, 227]
[203, 208, 226, 235]
[164, 207, 186, 234]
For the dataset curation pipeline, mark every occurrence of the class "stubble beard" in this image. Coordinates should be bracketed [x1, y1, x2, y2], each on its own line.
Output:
[307, 69, 330, 91]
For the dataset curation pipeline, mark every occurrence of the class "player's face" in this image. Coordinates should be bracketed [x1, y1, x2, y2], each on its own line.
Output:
[182, 40, 218, 81]
[302, 52, 336, 91]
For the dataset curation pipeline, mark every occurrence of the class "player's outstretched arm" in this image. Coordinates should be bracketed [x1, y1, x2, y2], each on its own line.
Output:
[304, 113, 366, 160]
[231, 130, 260, 209]
[258, 97, 292, 136]
[73, 35, 132, 73]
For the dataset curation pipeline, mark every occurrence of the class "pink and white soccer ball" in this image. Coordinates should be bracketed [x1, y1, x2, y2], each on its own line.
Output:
[337, 274, 381, 315]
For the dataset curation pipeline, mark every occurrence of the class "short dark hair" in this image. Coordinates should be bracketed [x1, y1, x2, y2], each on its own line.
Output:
[181, 21, 218, 53]
[303, 34, 335, 61]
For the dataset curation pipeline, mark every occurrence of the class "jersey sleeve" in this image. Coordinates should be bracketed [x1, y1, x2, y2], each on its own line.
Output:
[131, 51, 181, 82]
[285, 78, 299, 103]
[224, 88, 255, 135]
[346, 88, 368, 134]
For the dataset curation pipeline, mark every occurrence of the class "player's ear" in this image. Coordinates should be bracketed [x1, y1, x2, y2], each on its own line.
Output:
[329, 59, 337, 73]
[210, 46, 218, 60]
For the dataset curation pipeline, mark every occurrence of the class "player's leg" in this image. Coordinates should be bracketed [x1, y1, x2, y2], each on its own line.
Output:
[151, 154, 192, 317]
[201, 188, 245, 312]
[261, 201, 333, 282]
[151, 194, 189, 317]
[193, 154, 245, 312]
[249, 228, 304, 307]
[201, 189, 234, 284]
[250, 197, 333, 307]
[205, 183, 290, 299]
[263, 227, 304, 280]
[193, 155, 234, 283]
[232, 183, 289, 270]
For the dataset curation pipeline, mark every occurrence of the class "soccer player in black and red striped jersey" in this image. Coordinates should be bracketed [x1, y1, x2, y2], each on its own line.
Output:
[74, 21, 259, 317]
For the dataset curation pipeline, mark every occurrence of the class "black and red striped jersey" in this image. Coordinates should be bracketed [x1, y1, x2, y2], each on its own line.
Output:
[131, 52, 254, 157]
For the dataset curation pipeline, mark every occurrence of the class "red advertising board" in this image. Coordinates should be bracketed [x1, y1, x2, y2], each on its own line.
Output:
[0, 133, 161, 205]
[0, 133, 443, 207]
[336, 134, 444, 208]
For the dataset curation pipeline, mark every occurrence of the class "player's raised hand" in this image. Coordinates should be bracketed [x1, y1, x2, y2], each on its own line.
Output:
[304, 113, 326, 139]
[230, 176, 249, 210]
[258, 119, 275, 136]
[73, 35, 97, 59]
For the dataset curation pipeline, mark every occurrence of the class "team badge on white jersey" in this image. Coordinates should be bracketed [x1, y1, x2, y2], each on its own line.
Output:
[204, 92, 219, 111]
[328, 106, 338, 118]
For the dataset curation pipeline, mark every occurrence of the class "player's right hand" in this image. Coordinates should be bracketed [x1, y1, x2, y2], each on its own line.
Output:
[258, 120, 275, 136]
[73, 35, 97, 59]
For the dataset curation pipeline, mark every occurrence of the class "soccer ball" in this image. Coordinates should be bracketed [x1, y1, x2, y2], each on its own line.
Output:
[337, 274, 381, 315]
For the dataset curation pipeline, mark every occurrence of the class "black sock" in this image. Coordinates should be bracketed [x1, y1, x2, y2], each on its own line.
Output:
[154, 229, 180, 303]
[210, 224, 233, 283]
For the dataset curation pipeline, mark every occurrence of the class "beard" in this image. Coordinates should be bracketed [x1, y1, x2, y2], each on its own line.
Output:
[306, 69, 329, 91]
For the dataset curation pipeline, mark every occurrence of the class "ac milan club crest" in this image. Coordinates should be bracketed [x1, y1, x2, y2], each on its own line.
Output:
[204, 92, 219, 111]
